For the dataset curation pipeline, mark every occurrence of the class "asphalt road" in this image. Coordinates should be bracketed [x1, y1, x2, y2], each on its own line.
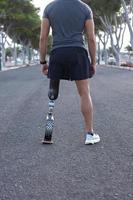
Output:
[0, 65, 133, 200]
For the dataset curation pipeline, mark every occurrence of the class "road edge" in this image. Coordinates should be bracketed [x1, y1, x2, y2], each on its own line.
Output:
[99, 64, 133, 71]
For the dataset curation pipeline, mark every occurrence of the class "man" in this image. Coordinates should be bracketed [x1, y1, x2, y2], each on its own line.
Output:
[39, 0, 100, 145]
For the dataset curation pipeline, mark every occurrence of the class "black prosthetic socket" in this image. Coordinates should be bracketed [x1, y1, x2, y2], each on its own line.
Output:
[48, 80, 60, 100]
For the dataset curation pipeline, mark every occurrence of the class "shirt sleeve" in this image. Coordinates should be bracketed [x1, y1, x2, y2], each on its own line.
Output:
[43, 6, 49, 19]
[85, 6, 93, 20]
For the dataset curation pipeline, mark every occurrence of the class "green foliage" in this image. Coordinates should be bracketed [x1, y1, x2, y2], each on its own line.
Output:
[5, 47, 12, 58]
[106, 47, 115, 57]
[125, 45, 133, 51]
[83, 0, 121, 15]
[82, 0, 121, 31]
[0, 0, 41, 49]
[5, 46, 21, 59]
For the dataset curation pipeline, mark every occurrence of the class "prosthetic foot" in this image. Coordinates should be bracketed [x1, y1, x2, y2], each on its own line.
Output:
[42, 80, 60, 144]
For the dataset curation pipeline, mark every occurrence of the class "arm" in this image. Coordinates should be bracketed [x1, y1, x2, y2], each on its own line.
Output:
[39, 18, 50, 62]
[85, 19, 96, 72]
[39, 18, 50, 75]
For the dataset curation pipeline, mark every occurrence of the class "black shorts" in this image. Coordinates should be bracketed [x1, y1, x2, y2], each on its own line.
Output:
[48, 47, 91, 81]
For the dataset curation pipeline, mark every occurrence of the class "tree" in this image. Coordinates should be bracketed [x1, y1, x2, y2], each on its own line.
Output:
[5, 47, 12, 60]
[97, 31, 109, 64]
[83, 0, 127, 66]
[0, 0, 41, 66]
[100, 14, 126, 65]
[125, 45, 133, 51]
[82, 0, 121, 32]
[121, 0, 133, 48]
[4, 1, 40, 45]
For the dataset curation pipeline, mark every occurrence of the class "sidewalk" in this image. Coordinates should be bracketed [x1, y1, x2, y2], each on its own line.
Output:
[99, 63, 133, 71]
[1, 62, 39, 72]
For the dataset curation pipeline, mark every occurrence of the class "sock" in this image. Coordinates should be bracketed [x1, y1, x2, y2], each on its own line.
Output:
[87, 132, 94, 136]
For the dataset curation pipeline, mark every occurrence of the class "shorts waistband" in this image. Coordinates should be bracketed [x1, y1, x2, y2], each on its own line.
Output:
[51, 46, 88, 54]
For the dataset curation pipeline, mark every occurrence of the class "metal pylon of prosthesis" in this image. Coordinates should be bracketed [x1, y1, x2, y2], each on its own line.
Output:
[42, 80, 60, 144]
[48, 100, 55, 114]
[44, 100, 55, 141]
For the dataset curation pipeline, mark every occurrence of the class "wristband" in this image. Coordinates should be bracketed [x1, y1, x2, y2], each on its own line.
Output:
[40, 60, 47, 64]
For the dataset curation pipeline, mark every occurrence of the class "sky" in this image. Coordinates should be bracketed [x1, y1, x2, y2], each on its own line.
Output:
[32, 0, 53, 18]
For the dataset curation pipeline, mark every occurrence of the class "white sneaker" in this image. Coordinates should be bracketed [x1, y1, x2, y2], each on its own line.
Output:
[85, 133, 100, 145]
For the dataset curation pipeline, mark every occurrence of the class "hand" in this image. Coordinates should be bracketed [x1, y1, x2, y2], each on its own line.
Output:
[41, 63, 49, 76]
[89, 63, 96, 78]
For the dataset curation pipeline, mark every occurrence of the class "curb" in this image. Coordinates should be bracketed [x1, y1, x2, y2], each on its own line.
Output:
[99, 64, 133, 71]
[0, 63, 38, 72]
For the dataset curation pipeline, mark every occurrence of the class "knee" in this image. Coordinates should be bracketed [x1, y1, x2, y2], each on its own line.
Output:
[79, 88, 90, 98]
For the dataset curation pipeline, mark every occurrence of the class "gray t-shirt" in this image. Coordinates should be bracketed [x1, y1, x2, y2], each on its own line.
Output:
[43, 0, 93, 50]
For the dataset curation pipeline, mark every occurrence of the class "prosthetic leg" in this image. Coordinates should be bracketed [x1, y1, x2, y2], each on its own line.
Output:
[42, 80, 60, 144]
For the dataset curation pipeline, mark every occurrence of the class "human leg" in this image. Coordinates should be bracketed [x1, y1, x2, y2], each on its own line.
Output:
[75, 79, 100, 144]
[42, 79, 60, 144]
[75, 79, 93, 133]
